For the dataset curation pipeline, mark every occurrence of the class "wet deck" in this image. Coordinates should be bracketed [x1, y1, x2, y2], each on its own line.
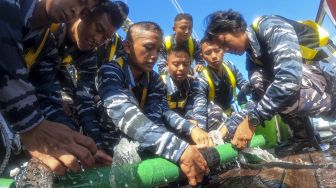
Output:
[207, 150, 336, 188]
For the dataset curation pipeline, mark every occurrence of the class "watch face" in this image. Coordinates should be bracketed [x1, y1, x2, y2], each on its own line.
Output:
[250, 118, 259, 126]
[248, 113, 259, 127]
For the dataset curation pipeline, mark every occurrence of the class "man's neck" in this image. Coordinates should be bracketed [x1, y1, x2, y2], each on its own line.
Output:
[30, 0, 50, 30]
[210, 63, 223, 76]
[173, 79, 183, 88]
[174, 35, 186, 45]
[129, 63, 144, 83]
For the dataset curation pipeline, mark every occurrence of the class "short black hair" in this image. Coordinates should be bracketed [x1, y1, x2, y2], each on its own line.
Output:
[167, 45, 190, 62]
[174, 13, 193, 24]
[126, 21, 163, 42]
[205, 9, 246, 40]
[199, 35, 212, 46]
[92, 0, 129, 29]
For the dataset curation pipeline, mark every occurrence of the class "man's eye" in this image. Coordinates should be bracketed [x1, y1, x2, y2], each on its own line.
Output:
[144, 45, 154, 50]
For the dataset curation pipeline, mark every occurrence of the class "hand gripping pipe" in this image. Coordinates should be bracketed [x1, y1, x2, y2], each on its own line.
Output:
[0, 135, 266, 187]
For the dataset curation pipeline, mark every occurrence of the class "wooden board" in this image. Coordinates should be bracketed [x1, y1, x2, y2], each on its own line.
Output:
[203, 150, 336, 188]
[282, 153, 318, 188]
[309, 150, 336, 188]
[213, 168, 261, 188]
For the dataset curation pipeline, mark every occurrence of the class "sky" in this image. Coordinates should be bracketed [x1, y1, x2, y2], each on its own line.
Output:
[118, 0, 335, 77]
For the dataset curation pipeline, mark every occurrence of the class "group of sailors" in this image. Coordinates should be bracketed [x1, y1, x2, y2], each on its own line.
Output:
[1, 0, 336, 185]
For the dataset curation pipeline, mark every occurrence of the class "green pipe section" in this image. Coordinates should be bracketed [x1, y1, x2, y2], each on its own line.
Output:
[0, 135, 266, 187]
[54, 135, 266, 187]
[0, 178, 14, 188]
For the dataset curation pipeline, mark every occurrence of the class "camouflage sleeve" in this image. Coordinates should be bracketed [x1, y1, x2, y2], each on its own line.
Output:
[253, 17, 303, 121]
[185, 75, 208, 130]
[193, 39, 206, 66]
[97, 63, 189, 162]
[157, 44, 168, 74]
[146, 73, 195, 135]
[29, 35, 77, 130]
[0, 0, 44, 133]
[73, 52, 102, 147]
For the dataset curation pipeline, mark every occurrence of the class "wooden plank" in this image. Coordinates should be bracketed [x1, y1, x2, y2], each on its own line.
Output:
[250, 155, 288, 188]
[256, 167, 286, 187]
[207, 155, 288, 188]
[309, 150, 336, 188]
[282, 153, 318, 188]
[205, 166, 261, 188]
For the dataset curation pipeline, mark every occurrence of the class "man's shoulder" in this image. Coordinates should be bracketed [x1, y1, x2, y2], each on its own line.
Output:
[100, 61, 124, 75]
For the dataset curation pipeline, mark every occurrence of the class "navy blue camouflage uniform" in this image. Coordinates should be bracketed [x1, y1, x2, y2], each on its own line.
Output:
[0, 0, 44, 133]
[245, 15, 336, 124]
[161, 72, 234, 134]
[97, 59, 197, 162]
[189, 60, 250, 130]
[57, 33, 126, 148]
[57, 32, 104, 147]
[27, 24, 78, 131]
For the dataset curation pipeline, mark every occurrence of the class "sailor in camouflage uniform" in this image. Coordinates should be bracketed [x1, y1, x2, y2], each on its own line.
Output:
[161, 45, 245, 145]
[0, 0, 99, 175]
[185, 37, 251, 139]
[157, 13, 205, 74]
[97, 21, 209, 186]
[205, 10, 336, 153]
[160, 45, 216, 146]
[57, 2, 128, 164]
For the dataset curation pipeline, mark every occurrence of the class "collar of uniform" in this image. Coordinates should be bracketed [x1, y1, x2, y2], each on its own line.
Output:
[165, 73, 191, 96]
[123, 60, 150, 90]
[246, 27, 262, 58]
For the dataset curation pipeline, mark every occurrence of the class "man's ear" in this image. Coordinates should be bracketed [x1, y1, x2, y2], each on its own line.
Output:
[123, 40, 131, 54]
[172, 25, 176, 32]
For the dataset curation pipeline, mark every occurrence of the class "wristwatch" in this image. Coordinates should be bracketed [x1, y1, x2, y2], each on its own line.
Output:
[248, 112, 260, 127]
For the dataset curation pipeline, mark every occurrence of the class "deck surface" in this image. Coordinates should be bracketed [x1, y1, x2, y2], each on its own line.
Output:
[206, 149, 336, 188]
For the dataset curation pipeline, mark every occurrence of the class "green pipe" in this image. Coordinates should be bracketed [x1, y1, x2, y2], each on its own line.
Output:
[54, 135, 266, 187]
[0, 135, 266, 187]
[0, 178, 14, 187]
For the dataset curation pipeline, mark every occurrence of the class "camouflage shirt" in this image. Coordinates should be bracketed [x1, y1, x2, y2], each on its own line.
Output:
[0, 0, 44, 133]
[97, 60, 194, 162]
[193, 61, 248, 112]
[57, 35, 103, 146]
[26, 24, 77, 130]
[246, 16, 308, 121]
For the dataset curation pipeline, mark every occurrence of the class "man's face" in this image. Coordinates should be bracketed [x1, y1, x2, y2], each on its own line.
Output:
[201, 41, 224, 70]
[167, 51, 190, 84]
[173, 19, 192, 43]
[216, 31, 247, 55]
[45, 0, 99, 23]
[75, 13, 115, 51]
[125, 30, 162, 73]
